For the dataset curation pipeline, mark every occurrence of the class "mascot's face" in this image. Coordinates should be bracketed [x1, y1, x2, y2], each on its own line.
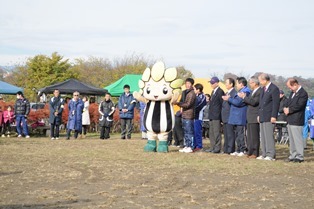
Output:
[139, 61, 183, 102]
[143, 78, 173, 101]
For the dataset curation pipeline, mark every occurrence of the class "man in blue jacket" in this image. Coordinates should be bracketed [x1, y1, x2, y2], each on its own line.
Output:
[193, 83, 207, 152]
[222, 77, 251, 156]
[118, 84, 136, 139]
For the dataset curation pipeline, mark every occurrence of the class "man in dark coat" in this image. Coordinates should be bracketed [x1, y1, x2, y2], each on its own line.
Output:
[49, 89, 64, 140]
[99, 93, 115, 139]
[14, 91, 30, 138]
[221, 78, 237, 154]
[66, 91, 84, 139]
[284, 78, 308, 163]
[206, 77, 224, 153]
[240, 76, 261, 158]
[257, 73, 280, 161]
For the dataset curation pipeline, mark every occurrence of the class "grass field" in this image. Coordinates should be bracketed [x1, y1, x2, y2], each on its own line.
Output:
[1, 134, 314, 209]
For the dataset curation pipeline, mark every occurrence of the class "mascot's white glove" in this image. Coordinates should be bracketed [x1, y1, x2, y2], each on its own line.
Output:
[170, 90, 181, 105]
[133, 91, 147, 103]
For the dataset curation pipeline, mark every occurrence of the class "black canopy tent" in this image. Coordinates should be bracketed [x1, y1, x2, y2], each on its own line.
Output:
[39, 79, 107, 96]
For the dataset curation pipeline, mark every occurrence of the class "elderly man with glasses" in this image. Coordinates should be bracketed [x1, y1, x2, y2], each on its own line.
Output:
[66, 91, 84, 140]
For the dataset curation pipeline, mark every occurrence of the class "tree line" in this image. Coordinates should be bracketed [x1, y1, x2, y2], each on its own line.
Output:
[1, 52, 313, 101]
[0, 52, 193, 101]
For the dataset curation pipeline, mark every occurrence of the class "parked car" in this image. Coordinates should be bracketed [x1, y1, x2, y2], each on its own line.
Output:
[30, 102, 45, 111]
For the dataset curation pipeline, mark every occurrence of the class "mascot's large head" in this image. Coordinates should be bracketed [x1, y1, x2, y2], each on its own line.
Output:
[138, 61, 183, 101]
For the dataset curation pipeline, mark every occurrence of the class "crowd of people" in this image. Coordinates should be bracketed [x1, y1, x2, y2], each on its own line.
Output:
[169, 73, 312, 163]
[0, 73, 314, 163]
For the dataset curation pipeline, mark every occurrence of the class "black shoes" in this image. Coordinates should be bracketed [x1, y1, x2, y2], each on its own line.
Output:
[293, 158, 304, 163]
[121, 136, 131, 139]
[285, 158, 304, 163]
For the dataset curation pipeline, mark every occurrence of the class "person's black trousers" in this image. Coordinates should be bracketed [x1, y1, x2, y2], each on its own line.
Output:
[100, 126, 111, 139]
[247, 123, 260, 156]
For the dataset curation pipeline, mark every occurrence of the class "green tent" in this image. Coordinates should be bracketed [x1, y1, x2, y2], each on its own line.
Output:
[104, 74, 142, 97]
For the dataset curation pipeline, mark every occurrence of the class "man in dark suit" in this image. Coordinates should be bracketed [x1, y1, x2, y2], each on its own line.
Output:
[221, 78, 237, 154]
[206, 77, 224, 153]
[257, 73, 280, 161]
[239, 76, 261, 158]
[284, 78, 308, 163]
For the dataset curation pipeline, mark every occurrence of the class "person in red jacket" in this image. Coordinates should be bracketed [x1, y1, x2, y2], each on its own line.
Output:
[2, 105, 14, 137]
[0, 106, 3, 137]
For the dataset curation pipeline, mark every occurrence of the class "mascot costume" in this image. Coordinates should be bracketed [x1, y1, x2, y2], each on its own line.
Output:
[134, 61, 183, 152]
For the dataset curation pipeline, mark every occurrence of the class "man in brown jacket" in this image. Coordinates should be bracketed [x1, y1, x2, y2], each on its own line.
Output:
[174, 78, 196, 153]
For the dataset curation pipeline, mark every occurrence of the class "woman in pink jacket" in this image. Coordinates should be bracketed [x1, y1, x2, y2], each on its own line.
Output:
[2, 105, 14, 137]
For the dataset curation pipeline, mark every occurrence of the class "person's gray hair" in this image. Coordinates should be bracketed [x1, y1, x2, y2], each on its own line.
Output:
[258, 73, 270, 81]
[249, 76, 260, 85]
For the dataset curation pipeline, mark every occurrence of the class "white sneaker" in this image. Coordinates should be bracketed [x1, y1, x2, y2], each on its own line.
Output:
[17, 135, 22, 138]
[51, 137, 55, 140]
[230, 152, 238, 156]
[25, 135, 30, 139]
[179, 147, 187, 153]
[237, 152, 245, 157]
[183, 147, 193, 153]
[1, 134, 5, 138]
[256, 156, 264, 160]
[56, 137, 59, 140]
[264, 156, 275, 161]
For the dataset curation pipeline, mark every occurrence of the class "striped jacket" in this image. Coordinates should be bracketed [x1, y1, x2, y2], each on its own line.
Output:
[144, 101, 174, 134]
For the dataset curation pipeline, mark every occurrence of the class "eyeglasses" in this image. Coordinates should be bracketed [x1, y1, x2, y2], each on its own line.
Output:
[74, 94, 79, 96]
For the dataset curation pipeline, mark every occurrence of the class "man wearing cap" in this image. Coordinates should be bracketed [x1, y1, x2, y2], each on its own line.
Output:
[206, 76, 224, 153]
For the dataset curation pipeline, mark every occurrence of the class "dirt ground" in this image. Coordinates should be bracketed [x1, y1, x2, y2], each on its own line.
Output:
[0, 134, 314, 209]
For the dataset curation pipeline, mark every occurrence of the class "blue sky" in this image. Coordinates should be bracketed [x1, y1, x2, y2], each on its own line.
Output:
[1, 0, 314, 78]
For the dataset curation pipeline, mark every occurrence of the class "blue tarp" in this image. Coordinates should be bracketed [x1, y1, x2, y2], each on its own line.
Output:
[0, 80, 23, 95]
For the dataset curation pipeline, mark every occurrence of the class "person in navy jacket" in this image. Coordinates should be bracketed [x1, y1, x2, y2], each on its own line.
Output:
[193, 83, 207, 151]
[118, 84, 136, 139]
[284, 78, 308, 163]
[221, 78, 237, 154]
[257, 73, 280, 161]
